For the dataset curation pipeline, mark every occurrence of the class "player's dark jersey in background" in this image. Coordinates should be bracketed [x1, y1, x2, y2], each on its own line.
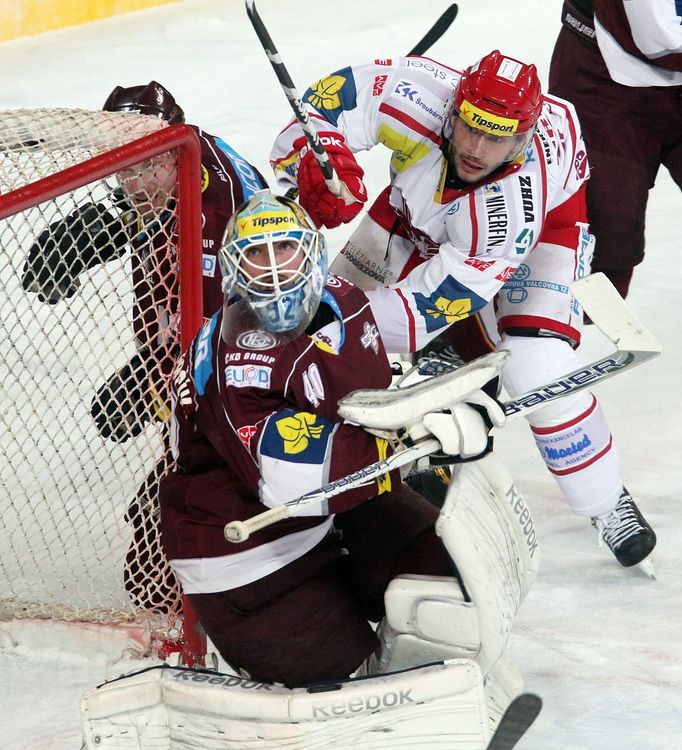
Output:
[130, 125, 267, 387]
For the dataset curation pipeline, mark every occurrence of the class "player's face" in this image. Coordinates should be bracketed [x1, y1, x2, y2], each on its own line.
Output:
[239, 238, 305, 291]
[449, 116, 521, 183]
[117, 152, 177, 216]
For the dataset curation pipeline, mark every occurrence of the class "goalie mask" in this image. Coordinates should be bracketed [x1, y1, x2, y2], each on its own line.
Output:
[219, 190, 327, 339]
[445, 50, 542, 182]
[103, 81, 185, 124]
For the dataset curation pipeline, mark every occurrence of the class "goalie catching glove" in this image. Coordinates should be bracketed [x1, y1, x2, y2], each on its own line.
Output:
[91, 348, 164, 443]
[295, 134, 367, 228]
[338, 352, 508, 469]
[22, 201, 129, 304]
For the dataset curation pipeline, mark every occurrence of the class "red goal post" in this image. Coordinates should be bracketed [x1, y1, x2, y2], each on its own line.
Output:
[0, 111, 206, 665]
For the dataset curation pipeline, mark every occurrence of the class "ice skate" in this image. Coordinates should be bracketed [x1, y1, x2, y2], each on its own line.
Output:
[592, 489, 656, 573]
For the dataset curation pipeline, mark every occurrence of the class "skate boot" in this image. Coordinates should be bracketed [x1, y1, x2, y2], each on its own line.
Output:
[591, 489, 656, 567]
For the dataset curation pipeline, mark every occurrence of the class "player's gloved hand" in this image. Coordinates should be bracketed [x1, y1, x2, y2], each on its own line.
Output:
[407, 386, 506, 464]
[91, 349, 152, 443]
[295, 134, 367, 228]
[22, 202, 128, 304]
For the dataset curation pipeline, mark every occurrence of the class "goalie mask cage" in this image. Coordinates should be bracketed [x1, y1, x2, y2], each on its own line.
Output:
[0, 110, 205, 665]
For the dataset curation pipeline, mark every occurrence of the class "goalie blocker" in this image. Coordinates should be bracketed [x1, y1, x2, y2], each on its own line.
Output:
[81, 446, 539, 749]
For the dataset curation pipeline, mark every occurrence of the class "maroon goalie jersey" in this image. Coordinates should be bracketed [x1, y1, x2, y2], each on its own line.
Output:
[159, 276, 403, 595]
[129, 125, 267, 384]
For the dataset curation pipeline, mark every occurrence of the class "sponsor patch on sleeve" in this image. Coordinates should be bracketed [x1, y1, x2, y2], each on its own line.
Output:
[304, 68, 358, 126]
[412, 276, 486, 332]
[260, 409, 334, 464]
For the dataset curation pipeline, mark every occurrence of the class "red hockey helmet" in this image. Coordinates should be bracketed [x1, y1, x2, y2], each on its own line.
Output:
[103, 81, 185, 124]
[452, 50, 542, 139]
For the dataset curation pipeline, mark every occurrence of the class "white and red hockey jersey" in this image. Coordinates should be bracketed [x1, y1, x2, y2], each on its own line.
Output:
[270, 56, 591, 353]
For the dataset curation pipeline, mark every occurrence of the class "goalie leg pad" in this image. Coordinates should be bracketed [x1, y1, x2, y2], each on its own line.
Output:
[436, 454, 540, 675]
[81, 661, 492, 749]
[369, 574, 482, 675]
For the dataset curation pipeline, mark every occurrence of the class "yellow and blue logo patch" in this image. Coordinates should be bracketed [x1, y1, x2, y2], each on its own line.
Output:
[413, 276, 485, 332]
[304, 67, 357, 126]
[261, 409, 334, 462]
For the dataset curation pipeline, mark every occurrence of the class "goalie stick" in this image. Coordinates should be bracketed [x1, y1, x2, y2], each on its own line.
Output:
[487, 693, 542, 750]
[224, 273, 660, 543]
[224, 436, 441, 542]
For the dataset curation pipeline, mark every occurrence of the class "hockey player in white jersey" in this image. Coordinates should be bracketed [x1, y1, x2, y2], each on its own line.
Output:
[270, 49, 656, 569]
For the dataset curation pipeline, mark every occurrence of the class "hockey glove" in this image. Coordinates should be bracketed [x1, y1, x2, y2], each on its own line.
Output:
[295, 134, 367, 228]
[403, 381, 506, 466]
[22, 202, 129, 304]
[91, 349, 153, 443]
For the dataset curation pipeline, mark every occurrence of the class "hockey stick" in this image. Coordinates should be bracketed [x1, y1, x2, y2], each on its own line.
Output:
[503, 273, 661, 417]
[245, 0, 354, 203]
[224, 274, 660, 542]
[247, 0, 458, 201]
[487, 693, 542, 750]
[339, 273, 661, 420]
[408, 4, 459, 56]
[224, 437, 440, 543]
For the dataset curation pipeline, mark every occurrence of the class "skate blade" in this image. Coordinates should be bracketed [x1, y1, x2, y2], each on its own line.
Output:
[636, 555, 656, 580]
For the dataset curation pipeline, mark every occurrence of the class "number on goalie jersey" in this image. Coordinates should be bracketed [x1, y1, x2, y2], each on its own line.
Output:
[270, 52, 656, 569]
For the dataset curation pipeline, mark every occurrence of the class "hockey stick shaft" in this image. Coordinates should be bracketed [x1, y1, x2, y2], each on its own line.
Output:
[245, 0, 349, 200]
[486, 693, 542, 750]
[224, 275, 660, 542]
[247, 0, 458, 201]
[408, 4, 458, 56]
[224, 438, 440, 543]
[503, 273, 661, 417]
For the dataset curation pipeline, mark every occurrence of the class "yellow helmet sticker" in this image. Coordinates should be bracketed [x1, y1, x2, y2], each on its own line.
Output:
[236, 210, 300, 239]
[459, 99, 518, 136]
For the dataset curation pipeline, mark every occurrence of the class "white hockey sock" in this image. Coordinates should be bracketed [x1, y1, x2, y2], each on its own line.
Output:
[499, 335, 623, 518]
[529, 395, 623, 517]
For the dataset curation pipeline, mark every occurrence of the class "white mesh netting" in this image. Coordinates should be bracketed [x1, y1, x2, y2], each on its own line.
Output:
[0, 109, 194, 650]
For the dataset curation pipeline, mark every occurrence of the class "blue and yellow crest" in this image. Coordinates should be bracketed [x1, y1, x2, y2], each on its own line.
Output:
[260, 409, 334, 463]
[413, 276, 485, 333]
[304, 67, 357, 126]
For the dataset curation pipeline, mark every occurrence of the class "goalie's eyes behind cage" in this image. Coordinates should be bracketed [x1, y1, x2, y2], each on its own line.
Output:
[239, 239, 306, 293]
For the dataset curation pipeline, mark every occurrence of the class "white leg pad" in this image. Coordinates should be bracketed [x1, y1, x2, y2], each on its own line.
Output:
[80, 660, 492, 749]
[483, 655, 526, 729]
[437, 453, 541, 675]
[370, 574, 481, 674]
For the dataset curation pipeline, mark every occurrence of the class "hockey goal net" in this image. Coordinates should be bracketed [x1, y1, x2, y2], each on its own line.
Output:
[0, 110, 204, 662]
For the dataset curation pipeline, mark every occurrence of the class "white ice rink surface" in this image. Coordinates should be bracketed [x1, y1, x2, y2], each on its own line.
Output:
[1, 1, 680, 748]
